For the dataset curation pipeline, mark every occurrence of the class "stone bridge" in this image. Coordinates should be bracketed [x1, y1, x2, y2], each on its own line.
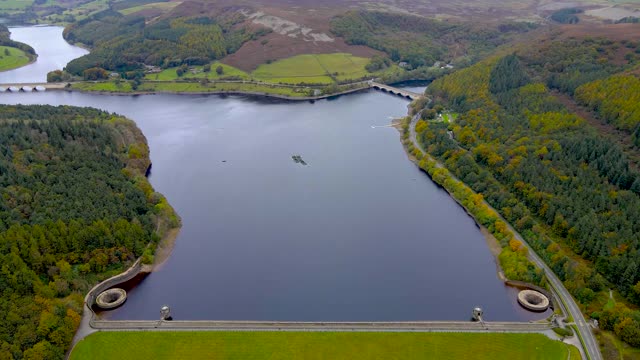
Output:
[369, 81, 424, 100]
[0, 82, 69, 92]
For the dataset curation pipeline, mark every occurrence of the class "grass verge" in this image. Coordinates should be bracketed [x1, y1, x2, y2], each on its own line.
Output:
[570, 325, 591, 360]
[70, 331, 575, 360]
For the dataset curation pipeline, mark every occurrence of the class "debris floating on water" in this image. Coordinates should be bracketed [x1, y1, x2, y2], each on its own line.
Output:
[292, 155, 307, 166]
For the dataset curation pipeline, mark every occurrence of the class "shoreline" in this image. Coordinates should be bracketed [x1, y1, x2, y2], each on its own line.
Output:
[0, 56, 35, 73]
[63, 90, 564, 358]
[395, 115, 558, 307]
[148, 227, 180, 271]
[62, 84, 373, 101]
[394, 116, 508, 278]
[0, 49, 37, 73]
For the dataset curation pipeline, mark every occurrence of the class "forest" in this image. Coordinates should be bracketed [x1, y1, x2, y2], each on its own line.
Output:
[575, 75, 640, 146]
[420, 45, 640, 348]
[550, 8, 582, 24]
[330, 11, 536, 69]
[0, 105, 178, 359]
[63, 10, 268, 76]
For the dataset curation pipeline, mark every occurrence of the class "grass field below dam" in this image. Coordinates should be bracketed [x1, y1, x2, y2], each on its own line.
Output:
[70, 331, 579, 359]
[0, 46, 30, 71]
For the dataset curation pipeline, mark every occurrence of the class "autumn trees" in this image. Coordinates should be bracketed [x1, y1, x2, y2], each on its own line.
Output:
[420, 47, 640, 348]
[63, 12, 266, 76]
[330, 10, 536, 70]
[575, 75, 640, 142]
[0, 105, 178, 359]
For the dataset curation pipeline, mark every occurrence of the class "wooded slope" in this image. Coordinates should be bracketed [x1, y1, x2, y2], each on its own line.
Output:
[0, 105, 178, 359]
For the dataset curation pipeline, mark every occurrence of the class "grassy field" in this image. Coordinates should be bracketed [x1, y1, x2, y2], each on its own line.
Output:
[70, 331, 577, 360]
[0, 0, 33, 11]
[42, 0, 110, 24]
[251, 53, 401, 85]
[0, 46, 30, 71]
[441, 112, 459, 123]
[145, 62, 249, 81]
[72, 81, 133, 92]
[119, 1, 179, 15]
[72, 81, 310, 97]
[140, 54, 401, 85]
[253, 54, 333, 84]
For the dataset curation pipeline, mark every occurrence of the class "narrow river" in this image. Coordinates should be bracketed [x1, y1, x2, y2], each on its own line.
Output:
[0, 27, 549, 321]
[0, 26, 88, 83]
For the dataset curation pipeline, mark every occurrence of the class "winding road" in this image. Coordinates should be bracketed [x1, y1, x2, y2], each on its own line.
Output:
[409, 114, 601, 360]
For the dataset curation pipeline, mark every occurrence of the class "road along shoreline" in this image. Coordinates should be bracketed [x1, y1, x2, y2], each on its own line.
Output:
[402, 111, 601, 360]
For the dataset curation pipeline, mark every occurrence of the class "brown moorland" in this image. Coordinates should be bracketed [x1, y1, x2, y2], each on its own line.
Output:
[142, 0, 634, 71]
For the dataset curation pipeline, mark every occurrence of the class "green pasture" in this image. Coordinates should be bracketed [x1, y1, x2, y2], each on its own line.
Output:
[145, 62, 249, 81]
[251, 53, 401, 85]
[0, 46, 30, 71]
[119, 1, 179, 15]
[70, 331, 577, 360]
[140, 53, 402, 85]
[72, 80, 310, 97]
[0, 0, 33, 11]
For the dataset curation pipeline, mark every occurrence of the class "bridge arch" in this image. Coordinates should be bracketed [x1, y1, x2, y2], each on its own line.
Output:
[369, 82, 422, 101]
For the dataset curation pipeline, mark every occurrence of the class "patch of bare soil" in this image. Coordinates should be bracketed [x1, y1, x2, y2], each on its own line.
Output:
[585, 6, 640, 21]
[151, 227, 181, 271]
[240, 9, 334, 42]
[481, 226, 503, 259]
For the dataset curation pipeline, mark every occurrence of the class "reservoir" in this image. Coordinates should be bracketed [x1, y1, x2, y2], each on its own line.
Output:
[0, 26, 88, 83]
[0, 27, 546, 322]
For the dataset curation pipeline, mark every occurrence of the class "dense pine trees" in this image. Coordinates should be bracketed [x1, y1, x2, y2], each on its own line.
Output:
[330, 11, 536, 69]
[422, 47, 640, 348]
[575, 75, 640, 134]
[63, 11, 267, 75]
[0, 105, 178, 359]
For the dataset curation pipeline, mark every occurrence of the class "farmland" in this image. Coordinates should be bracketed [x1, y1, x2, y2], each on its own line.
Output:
[251, 53, 400, 84]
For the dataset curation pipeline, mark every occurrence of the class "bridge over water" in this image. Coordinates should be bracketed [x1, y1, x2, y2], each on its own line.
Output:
[369, 81, 424, 100]
[0, 82, 68, 92]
